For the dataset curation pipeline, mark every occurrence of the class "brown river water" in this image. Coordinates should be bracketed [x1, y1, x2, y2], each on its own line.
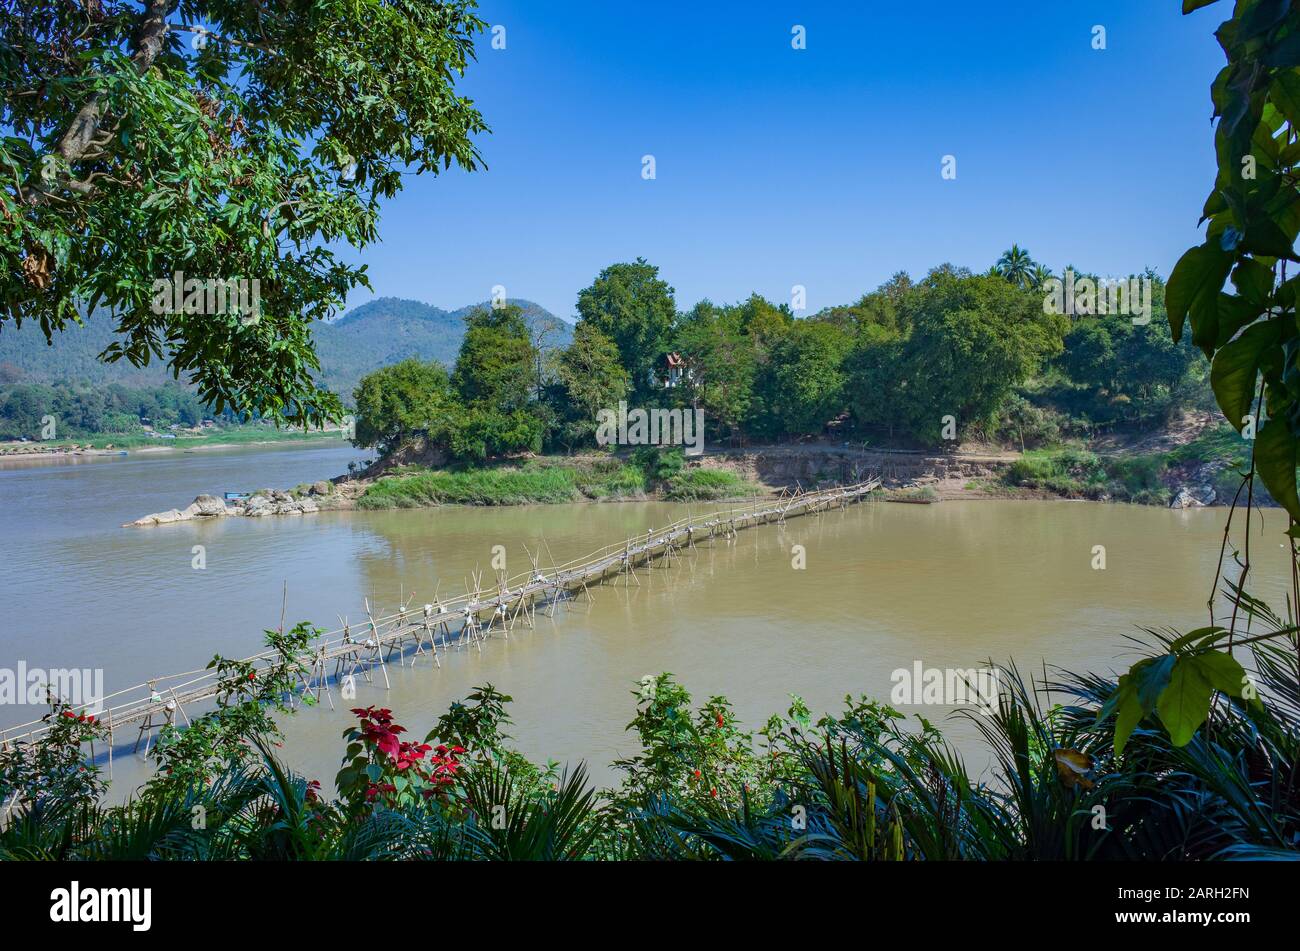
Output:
[0, 442, 1291, 794]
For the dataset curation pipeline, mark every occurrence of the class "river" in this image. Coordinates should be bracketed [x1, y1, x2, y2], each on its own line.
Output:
[0, 442, 1291, 794]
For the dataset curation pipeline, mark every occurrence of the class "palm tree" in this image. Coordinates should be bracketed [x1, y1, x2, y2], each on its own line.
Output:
[995, 245, 1036, 289]
[1031, 263, 1053, 289]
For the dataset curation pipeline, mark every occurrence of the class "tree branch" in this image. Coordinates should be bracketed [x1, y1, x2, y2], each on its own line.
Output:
[57, 0, 171, 165]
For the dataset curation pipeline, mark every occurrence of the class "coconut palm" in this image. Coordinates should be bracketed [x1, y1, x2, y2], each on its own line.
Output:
[995, 245, 1036, 289]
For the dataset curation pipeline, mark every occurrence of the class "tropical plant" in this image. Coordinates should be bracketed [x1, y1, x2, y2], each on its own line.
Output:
[995, 245, 1037, 289]
[1167, 0, 1300, 526]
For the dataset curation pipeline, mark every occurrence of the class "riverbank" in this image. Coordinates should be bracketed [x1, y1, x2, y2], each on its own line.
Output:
[122, 420, 1260, 527]
[0, 425, 349, 462]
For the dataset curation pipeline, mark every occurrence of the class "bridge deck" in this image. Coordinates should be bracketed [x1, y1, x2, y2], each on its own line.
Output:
[0, 480, 879, 765]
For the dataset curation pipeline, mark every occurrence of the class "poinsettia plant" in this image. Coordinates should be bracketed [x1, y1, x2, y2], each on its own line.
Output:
[335, 706, 463, 814]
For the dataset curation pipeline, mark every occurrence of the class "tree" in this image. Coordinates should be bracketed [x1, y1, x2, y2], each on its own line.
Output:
[452, 305, 538, 413]
[751, 319, 852, 439]
[575, 259, 676, 400]
[845, 323, 909, 440]
[1, 1, 488, 428]
[994, 245, 1037, 289]
[672, 301, 754, 441]
[554, 321, 629, 449]
[897, 271, 1065, 442]
[352, 359, 455, 452]
[445, 305, 543, 462]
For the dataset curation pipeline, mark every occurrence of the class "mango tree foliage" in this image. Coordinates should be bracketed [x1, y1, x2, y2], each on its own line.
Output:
[893, 270, 1065, 442]
[751, 319, 853, 439]
[554, 320, 628, 450]
[351, 358, 454, 452]
[1168, 0, 1300, 523]
[575, 258, 676, 402]
[1, 0, 488, 426]
[672, 300, 754, 440]
[446, 304, 543, 461]
[451, 304, 538, 413]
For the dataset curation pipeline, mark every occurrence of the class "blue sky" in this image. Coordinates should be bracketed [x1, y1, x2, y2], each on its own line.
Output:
[340, 0, 1227, 320]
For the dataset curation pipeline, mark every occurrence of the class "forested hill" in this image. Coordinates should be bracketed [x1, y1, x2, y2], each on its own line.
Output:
[0, 298, 572, 402]
[314, 298, 571, 399]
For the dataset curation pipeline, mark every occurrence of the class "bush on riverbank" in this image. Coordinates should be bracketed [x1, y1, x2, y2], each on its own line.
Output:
[663, 467, 761, 501]
[1000, 425, 1263, 507]
[4, 607, 1296, 860]
[1005, 447, 1170, 504]
[355, 454, 764, 509]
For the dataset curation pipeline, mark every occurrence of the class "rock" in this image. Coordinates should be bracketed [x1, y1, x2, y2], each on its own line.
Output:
[191, 494, 227, 516]
[298, 499, 319, 513]
[271, 489, 291, 502]
[243, 494, 273, 516]
[1191, 484, 1217, 506]
[310, 481, 331, 496]
[152, 508, 186, 524]
[1170, 487, 1203, 509]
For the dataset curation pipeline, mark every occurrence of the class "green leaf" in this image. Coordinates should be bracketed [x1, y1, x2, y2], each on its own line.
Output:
[1215, 292, 1263, 347]
[1183, 0, 1224, 12]
[1188, 650, 1248, 697]
[1156, 658, 1215, 747]
[1167, 244, 1234, 346]
[1168, 626, 1230, 652]
[1135, 654, 1177, 713]
[1271, 70, 1300, 129]
[1108, 675, 1145, 757]
[1210, 320, 1277, 431]
[1254, 417, 1300, 519]
[1230, 257, 1276, 303]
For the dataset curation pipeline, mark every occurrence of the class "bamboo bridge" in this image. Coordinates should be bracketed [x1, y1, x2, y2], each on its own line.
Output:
[0, 480, 880, 780]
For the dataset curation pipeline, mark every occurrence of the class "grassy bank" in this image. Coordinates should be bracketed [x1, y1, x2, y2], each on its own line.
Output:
[1001, 425, 1251, 505]
[357, 455, 762, 509]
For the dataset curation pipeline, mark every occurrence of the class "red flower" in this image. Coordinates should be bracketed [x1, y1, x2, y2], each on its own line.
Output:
[710, 788, 718, 798]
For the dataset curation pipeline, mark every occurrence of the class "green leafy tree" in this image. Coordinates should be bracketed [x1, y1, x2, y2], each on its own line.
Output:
[1, 0, 488, 427]
[554, 321, 629, 450]
[351, 359, 455, 452]
[575, 259, 676, 400]
[1056, 279, 1195, 424]
[447, 305, 542, 461]
[451, 305, 537, 413]
[751, 319, 852, 439]
[896, 270, 1065, 442]
[672, 301, 754, 440]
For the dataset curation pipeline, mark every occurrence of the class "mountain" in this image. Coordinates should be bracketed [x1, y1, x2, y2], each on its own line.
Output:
[0, 298, 573, 404]
[315, 297, 572, 399]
